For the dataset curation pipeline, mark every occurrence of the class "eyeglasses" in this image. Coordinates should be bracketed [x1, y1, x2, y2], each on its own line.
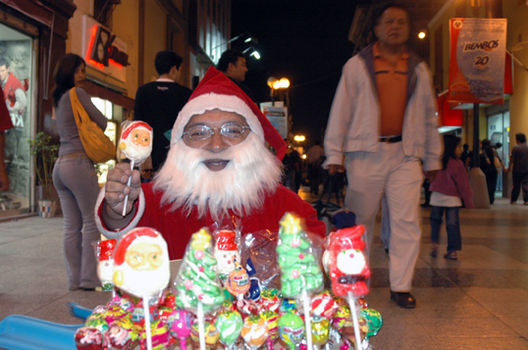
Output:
[182, 122, 250, 142]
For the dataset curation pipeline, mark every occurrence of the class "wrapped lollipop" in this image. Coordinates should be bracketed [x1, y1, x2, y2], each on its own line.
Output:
[118, 121, 153, 216]
[74, 327, 103, 350]
[325, 225, 370, 350]
[260, 310, 279, 350]
[312, 316, 330, 348]
[112, 227, 170, 350]
[168, 309, 192, 350]
[97, 239, 117, 292]
[278, 312, 304, 350]
[175, 228, 225, 350]
[311, 290, 338, 319]
[190, 320, 219, 348]
[276, 213, 323, 350]
[214, 229, 241, 281]
[215, 309, 243, 349]
[241, 315, 268, 350]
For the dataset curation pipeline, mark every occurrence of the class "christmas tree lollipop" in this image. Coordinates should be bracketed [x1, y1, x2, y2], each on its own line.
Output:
[276, 212, 323, 350]
[118, 121, 153, 216]
[325, 225, 370, 350]
[175, 228, 225, 350]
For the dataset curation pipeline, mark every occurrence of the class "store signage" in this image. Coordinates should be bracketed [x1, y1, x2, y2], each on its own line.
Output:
[448, 18, 507, 104]
[88, 25, 129, 68]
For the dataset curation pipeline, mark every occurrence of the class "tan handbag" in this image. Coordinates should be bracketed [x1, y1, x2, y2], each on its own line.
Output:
[69, 88, 116, 163]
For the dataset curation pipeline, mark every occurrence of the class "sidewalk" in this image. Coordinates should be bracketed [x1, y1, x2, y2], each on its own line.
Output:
[1, 195, 528, 349]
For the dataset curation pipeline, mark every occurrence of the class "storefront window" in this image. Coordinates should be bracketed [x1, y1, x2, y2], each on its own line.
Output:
[91, 97, 119, 184]
[0, 23, 34, 217]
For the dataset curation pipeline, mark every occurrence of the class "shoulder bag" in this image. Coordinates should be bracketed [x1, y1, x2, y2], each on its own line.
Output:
[69, 88, 116, 163]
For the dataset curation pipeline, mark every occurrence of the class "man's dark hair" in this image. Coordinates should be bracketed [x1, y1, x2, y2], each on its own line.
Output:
[217, 49, 245, 72]
[371, 2, 412, 35]
[0, 58, 9, 68]
[516, 133, 527, 144]
[154, 51, 182, 75]
[463, 143, 469, 151]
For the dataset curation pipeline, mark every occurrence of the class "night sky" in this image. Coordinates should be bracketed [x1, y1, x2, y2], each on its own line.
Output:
[231, 0, 361, 145]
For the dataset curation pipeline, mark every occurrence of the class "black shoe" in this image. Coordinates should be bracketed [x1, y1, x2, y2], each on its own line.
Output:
[80, 287, 96, 291]
[390, 291, 416, 309]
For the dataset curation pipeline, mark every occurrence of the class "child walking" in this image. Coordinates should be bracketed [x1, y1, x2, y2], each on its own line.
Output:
[430, 135, 474, 260]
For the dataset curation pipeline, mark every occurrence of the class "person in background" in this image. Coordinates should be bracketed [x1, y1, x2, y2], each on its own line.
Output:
[429, 135, 474, 261]
[306, 140, 325, 195]
[508, 133, 528, 205]
[459, 143, 471, 170]
[0, 58, 27, 128]
[0, 89, 13, 191]
[479, 139, 498, 205]
[323, 2, 442, 308]
[51, 53, 108, 291]
[217, 49, 254, 101]
[493, 142, 505, 194]
[134, 51, 192, 173]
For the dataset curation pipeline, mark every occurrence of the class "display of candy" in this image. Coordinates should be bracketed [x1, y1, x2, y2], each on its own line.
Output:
[118, 121, 153, 164]
[214, 230, 240, 279]
[96, 239, 117, 291]
[278, 312, 305, 350]
[215, 309, 243, 348]
[168, 309, 192, 349]
[241, 315, 268, 349]
[175, 228, 225, 313]
[259, 288, 281, 313]
[312, 316, 330, 346]
[74, 327, 103, 350]
[276, 213, 323, 298]
[326, 225, 370, 298]
[190, 320, 219, 347]
[311, 290, 338, 319]
[112, 227, 170, 300]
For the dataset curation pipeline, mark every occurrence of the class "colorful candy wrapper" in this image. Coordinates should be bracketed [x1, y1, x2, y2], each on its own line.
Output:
[259, 288, 281, 313]
[104, 325, 132, 349]
[360, 308, 383, 340]
[311, 290, 338, 319]
[118, 121, 153, 216]
[326, 225, 370, 350]
[278, 312, 305, 350]
[97, 239, 117, 292]
[260, 310, 279, 350]
[112, 227, 170, 350]
[276, 213, 323, 350]
[74, 327, 103, 350]
[241, 315, 268, 349]
[190, 320, 219, 348]
[312, 316, 330, 346]
[168, 309, 192, 350]
[215, 310, 243, 349]
[175, 228, 225, 350]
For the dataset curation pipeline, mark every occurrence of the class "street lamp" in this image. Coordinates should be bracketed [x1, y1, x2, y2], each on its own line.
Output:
[293, 134, 305, 143]
[268, 77, 290, 106]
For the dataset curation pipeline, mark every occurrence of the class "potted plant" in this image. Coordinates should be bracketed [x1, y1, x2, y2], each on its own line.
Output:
[29, 131, 59, 217]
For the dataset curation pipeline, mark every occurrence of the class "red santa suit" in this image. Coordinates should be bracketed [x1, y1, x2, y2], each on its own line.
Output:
[96, 67, 325, 259]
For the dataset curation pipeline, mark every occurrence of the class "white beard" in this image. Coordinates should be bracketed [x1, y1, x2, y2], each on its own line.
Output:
[153, 133, 283, 221]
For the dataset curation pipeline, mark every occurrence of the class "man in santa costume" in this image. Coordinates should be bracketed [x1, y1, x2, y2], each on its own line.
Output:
[96, 66, 325, 259]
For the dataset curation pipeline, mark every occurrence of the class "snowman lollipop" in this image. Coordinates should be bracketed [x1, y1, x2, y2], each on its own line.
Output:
[118, 121, 153, 216]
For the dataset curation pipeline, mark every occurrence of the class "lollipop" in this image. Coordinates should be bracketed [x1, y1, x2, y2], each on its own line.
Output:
[175, 228, 225, 350]
[112, 227, 170, 350]
[278, 312, 305, 350]
[276, 213, 323, 350]
[241, 315, 268, 349]
[97, 239, 117, 292]
[190, 320, 219, 348]
[326, 225, 370, 350]
[312, 316, 330, 346]
[214, 230, 240, 280]
[215, 310, 243, 349]
[311, 290, 338, 319]
[360, 308, 383, 340]
[74, 327, 103, 350]
[118, 121, 153, 216]
[260, 310, 279, 350]
[168, 310, 192, 350]
[104, 325, 133, 349]
[259, 288, 281, 313]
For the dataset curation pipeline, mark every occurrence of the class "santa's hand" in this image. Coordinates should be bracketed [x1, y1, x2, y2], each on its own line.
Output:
[104, 162, 141, 216]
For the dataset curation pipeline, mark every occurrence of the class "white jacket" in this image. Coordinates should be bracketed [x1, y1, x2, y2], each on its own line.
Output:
[324, 44, 442, 171]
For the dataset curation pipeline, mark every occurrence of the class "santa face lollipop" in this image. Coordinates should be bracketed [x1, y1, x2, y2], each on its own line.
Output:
[112, 227, 170, 299]
[118, 121, 153, 163]
[97, 239, 116, 291]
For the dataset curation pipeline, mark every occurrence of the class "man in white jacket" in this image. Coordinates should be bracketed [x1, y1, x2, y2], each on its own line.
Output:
[324, 2, 441, 308]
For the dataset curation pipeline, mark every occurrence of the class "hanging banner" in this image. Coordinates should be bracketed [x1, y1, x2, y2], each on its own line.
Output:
[448, 18, 507, 104]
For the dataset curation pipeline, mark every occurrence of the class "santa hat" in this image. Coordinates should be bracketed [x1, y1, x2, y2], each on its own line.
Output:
[215, 230, 238, 251]
[171, 66, 287, 160]
[113, 227, 165, 266]
[97, 239, 116, 261]
[330, 225, 366, 252]
[121, 121, 152, 140]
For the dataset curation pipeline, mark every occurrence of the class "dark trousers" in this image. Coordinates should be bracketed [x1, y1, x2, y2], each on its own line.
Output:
[430, 206, 461, 252]
[484, 170, 498, 204]
[511, 172, 528, 203]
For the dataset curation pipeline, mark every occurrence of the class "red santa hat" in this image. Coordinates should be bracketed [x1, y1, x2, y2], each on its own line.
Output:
[171, 66, 287, 160]
[330, 225, 366, 252]
[113, 227, 162, 266]
[121, 121, 152, 140]
[215, 230, 238, 251]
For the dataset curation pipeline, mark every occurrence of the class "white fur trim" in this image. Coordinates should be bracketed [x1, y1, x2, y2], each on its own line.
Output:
[94, 186, 146, 240]
[171, 93, 264, 145]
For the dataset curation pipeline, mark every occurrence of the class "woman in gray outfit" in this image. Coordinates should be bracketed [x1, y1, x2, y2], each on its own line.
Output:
[51, 54, 107, 290]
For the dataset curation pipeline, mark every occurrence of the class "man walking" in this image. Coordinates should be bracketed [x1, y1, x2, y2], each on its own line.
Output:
[323, 3, 441, 308]
[509, 133, 528, 204]
[134, 51, 192, 173]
